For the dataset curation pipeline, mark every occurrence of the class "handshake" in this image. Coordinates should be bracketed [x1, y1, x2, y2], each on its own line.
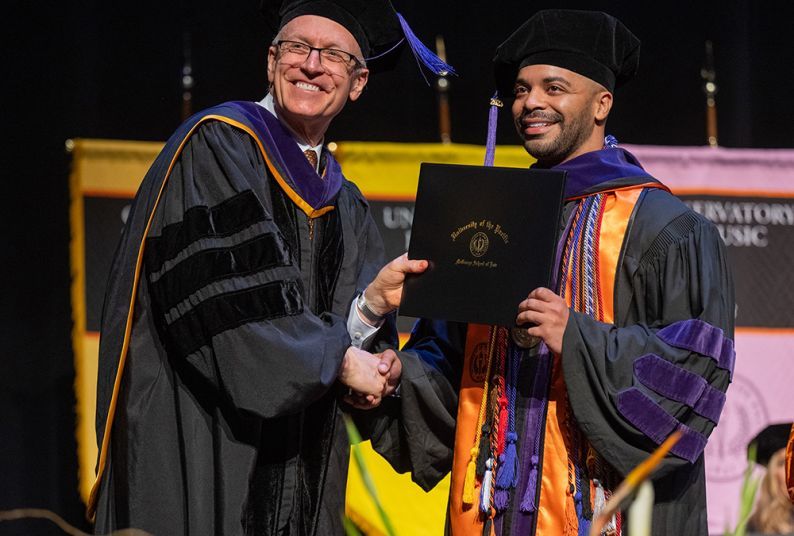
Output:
[333, 253, 429, 410]
[338, 347, 401, 410]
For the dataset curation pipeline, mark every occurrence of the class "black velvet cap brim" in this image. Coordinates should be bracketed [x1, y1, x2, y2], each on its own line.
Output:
[493, 9, 640, 97]
[261, 0, 404, 68]
[500, 50, 615, 94]
[279, 2, 370, 56]
[750, 422, 793, 467]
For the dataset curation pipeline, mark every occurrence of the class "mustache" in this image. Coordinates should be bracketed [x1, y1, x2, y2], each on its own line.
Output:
[518, 112, 562, 125]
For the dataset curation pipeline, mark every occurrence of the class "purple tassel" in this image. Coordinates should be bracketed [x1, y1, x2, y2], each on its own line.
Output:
[395, 13, 456, 78]
[484, 93, 502, 167]
[575, 488, 590, 536]
[495, 432, 519, 488]
[495, 488, 510, 511]
[519, 455, 539, 512]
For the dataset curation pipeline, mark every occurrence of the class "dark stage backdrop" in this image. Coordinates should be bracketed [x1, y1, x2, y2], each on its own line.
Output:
[4, 0, 794, 533]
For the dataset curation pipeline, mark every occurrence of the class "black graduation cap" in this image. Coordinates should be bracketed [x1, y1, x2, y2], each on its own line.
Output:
[260, 0, 454, 75]
[749, 423, 794, 467]
[493, 9, 640, 95]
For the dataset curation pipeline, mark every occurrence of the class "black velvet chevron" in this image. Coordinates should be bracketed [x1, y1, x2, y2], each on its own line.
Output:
[145, 190, 268, 273]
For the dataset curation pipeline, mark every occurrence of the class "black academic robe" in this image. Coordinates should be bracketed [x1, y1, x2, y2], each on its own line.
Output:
[362, 179, 734, 535]
[92, 103, 395, 536]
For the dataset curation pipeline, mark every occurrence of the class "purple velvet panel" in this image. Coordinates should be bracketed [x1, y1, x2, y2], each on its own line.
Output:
[616, 387, 709, 463]
[694, 385, 727, 424]
[226, 101, 344, 210]
[617, 387, 677, 445]
[657, 319, 735, 378]
[634, 354, 706, 406]
[671, 425, 709, 463]
[556, 147, 652, 200]
[719, 337, 736, 375]
[633, 354, 726, 424]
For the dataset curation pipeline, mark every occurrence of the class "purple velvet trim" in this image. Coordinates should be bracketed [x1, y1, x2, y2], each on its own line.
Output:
[509, 344, 551, 532]
[673, 425, 709, 464]
[720, 337, 736, 375]
[495, 514, 504, 536]
[657, 319, 735, 378]
[553, 147, 652, 200]
[635, 354, 706, 406]
[225, 101, 343, 211]
[694, 385, 727, 425]
[634, 354, 725, 424]
[616, 387, 708, 463]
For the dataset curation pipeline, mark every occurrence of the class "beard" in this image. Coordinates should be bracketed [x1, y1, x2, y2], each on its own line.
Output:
[517, 108, 595, 166]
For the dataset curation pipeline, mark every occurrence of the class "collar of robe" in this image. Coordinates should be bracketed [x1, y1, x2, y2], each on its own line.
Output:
[226, 101, 344, 217]
[536, 146, 660, 201]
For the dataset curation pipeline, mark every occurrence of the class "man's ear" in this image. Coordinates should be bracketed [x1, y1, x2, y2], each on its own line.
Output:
[266, 45, 277, 86]
[594, 90, 613, 123]
[348, 68, 370, 102]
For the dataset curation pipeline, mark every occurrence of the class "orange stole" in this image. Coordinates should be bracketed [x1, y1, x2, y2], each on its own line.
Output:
[449, 324, 496, 535]
[536, 186, 644, 535]
[447, 185, 654, 535]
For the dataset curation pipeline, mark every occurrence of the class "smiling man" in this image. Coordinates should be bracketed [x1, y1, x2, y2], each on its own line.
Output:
[89, 1, 439, 534]
[361, 9, 736, 536]
[265, 14, 368, 147]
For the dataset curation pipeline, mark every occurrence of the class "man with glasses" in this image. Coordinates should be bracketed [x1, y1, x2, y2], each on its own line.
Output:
[90, 1, 443, 534]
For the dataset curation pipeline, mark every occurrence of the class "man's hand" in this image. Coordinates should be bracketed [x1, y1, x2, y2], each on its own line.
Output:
[340, 348, 403, 410]
[376, 349, 402, 398]
[516, 287, 570, 354]
[363, 254, 428, 316]
[339, 346, 387, 408]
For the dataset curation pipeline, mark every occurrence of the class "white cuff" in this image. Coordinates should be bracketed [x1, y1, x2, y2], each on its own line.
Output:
[347, 297, 382, 349]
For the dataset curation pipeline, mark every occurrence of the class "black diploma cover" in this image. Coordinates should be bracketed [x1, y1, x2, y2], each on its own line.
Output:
[399, 163, 567, 326]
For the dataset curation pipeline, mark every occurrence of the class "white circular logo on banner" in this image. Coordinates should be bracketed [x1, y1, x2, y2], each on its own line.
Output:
[705, 373, 768, 482]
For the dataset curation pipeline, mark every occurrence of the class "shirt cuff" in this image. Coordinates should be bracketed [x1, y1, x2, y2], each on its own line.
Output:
[347, 296, 382, 349]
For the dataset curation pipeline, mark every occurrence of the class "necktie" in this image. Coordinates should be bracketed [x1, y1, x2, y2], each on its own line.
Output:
[304, 148, 318, 171]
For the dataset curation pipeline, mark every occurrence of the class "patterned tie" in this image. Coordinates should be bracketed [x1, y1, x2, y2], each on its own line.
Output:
[304, 148, 318, 171]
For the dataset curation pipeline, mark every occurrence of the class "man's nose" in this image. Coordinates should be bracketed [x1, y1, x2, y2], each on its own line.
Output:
[302, 49, 325, 74]
[522, 88, 546, 110]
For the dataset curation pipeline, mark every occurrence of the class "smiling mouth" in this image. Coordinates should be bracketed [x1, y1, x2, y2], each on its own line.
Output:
[295, 81, 321, 92]
[521, 120, 558, 136]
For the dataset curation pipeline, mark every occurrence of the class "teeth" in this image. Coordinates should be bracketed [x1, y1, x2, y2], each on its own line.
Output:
[296, 81, 320, 91]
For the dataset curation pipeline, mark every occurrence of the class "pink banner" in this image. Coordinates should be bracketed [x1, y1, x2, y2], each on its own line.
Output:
[625, 144, 794, 195]
[626, 144, 794, 533]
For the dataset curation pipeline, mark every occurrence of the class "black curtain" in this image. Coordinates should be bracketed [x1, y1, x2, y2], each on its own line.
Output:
[2, 2, 88, 535]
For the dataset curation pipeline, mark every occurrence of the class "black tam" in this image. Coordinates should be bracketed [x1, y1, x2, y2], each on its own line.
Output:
[493, 9, 640, 94]
[261, 0, 404, 62]
[750, 423, 794, 467]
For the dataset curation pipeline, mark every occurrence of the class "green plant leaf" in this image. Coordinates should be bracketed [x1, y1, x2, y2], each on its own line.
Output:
[343, 414, 397, 536]
[343, 516, 363, 536]
[724, 442, 761, 536]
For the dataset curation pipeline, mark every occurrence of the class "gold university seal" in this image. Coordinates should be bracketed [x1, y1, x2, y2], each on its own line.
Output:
[469, 232, 489, 257]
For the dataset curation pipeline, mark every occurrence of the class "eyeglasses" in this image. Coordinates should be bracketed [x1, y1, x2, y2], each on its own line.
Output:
[275, 40, 363, 73]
